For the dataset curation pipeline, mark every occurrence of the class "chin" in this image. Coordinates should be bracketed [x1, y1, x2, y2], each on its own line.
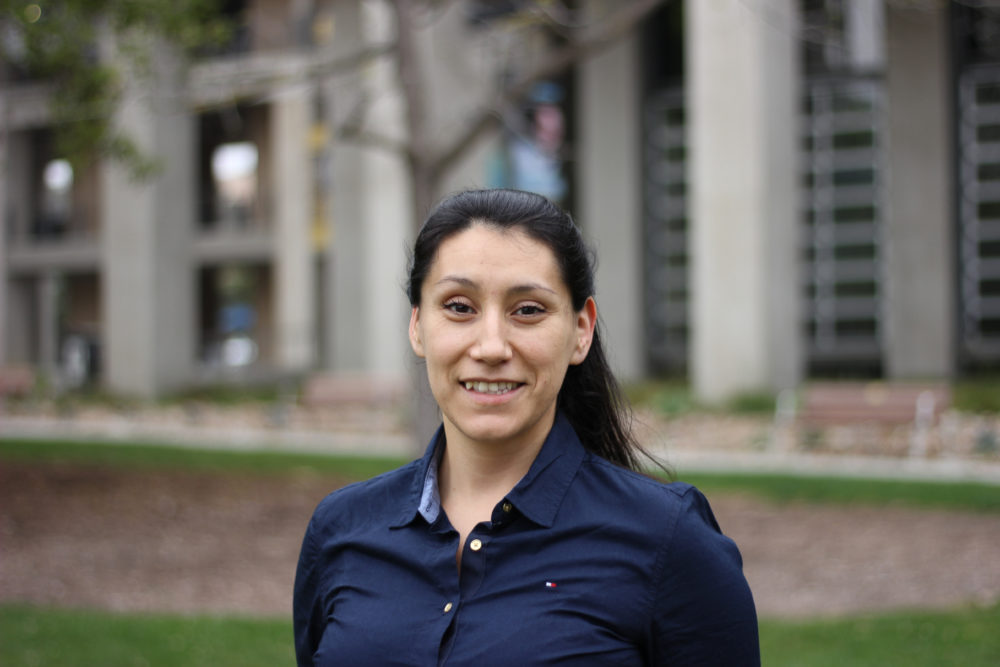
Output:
[453, 418, 520, 444]
[446, 410, 553, 447]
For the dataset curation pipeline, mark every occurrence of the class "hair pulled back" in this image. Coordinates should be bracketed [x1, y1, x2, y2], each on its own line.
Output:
[407, 188, 652, 472]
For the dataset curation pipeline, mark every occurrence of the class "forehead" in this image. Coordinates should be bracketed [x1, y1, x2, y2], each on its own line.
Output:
[427, 224, 564, 288]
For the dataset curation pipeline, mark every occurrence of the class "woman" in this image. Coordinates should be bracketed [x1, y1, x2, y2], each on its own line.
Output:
[294, 189, 759, 666]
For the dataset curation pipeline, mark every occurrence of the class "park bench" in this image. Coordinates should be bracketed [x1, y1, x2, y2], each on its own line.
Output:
[300, 373, 408, 408]
[780, 381, 952, 457]
[297, 372, 410, 432]
[797, 382, 950, 426]
[0, 365, 35, 399]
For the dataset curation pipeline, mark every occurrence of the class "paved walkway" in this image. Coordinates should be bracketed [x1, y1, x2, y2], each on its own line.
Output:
[0, 415, 414, 457]
[4, 412, 1000, 485]
[659, 447, 1000, 485]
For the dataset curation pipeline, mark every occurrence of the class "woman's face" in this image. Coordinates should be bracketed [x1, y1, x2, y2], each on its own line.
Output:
[409, 223, 596, 450]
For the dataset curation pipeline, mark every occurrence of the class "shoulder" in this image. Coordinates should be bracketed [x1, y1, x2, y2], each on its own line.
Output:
[578, 454, 707, 523]
[578, 455, 739, 574]
[306, 459, 422, 538]
[646, 485, 759, 662]
[581, 460, 760, 662]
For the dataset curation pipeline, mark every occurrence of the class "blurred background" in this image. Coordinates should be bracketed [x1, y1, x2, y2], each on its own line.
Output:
[2, 1, 1000, 665]
[4, 0, 1000, 403]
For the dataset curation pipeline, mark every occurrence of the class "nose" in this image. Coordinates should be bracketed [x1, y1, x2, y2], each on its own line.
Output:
[470, 310, 512, 364]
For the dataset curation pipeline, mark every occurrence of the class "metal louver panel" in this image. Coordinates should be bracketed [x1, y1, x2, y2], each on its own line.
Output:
[802, 77, 884, 370]
[959, 65, 1000, 362]
[642, 88, 688, 373]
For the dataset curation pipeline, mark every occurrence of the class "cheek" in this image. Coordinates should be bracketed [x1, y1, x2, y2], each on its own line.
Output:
[520, 331, 578, 376]
[422, 324, 466, 366]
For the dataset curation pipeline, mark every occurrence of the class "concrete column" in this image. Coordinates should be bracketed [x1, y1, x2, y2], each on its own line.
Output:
[5, 129, 31, 246]
[883, 3, 954, 379]
[361, 147, 410, 377]
[2, 129, 32, 366]
[326, 0, 370, 373]
[38, 272, 59, 381]
[5, 279, 34, 363]
[102, 41, 195, 397]
[325, 107, 367, 370]
[576, 3, 644, 382]
[271, 87, 316, 372]
[0, 94, 7, 366]
[687, 0, 802, 404]
[844, 0, 886, 71]
[325, 0, 367, 372]
[325, 0, 410, 379]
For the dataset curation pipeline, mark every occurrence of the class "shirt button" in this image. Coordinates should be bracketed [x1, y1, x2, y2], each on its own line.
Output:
[502, 502, 513, 513]
[443, 602, 453, 613]
[470, 538, 483, 551]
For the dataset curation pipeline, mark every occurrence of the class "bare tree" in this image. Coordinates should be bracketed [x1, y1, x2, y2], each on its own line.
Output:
[387, 0, 669, 227]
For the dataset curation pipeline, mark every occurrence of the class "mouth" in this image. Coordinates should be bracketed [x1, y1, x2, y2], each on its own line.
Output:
[461, 381, 522, 395]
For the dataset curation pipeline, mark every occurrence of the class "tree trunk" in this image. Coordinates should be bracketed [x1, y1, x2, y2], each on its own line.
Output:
[409, 157, 445, 448]
[391, 0, 443, 447]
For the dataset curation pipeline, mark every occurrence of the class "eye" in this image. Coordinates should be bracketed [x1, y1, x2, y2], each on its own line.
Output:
[444, 299, 475, 315]
[514, 304, 546, 317]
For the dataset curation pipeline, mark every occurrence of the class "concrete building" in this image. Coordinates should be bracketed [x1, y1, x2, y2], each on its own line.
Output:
[2, 0, 998, 404]
[633, 0, 999, 403]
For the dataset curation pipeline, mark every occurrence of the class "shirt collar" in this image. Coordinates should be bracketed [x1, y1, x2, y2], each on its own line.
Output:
[392, 427, 445, 528]
[418, 440, 444, 524]
[392, 413, 586, 530]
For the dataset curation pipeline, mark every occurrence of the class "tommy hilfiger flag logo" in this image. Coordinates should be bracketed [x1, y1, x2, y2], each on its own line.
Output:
[545, 581, 557, 588]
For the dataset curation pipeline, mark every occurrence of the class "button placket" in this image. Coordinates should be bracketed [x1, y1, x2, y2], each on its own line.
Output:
[459, 531, 487, 600]
[492, 500, 515, 526]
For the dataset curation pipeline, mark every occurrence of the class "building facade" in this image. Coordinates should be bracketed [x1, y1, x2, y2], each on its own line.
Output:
[2, 0, 997, 403]
[632, 0, 1000, 402]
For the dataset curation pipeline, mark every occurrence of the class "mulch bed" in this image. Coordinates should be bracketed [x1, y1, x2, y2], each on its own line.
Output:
[2, 461, 999, 618]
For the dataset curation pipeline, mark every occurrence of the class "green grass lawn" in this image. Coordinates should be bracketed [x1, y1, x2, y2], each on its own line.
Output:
[759, 602, 1000, 666]
[0, 605, 294, 667]
[2, 602, 998, 666]
[0, 438, 410, 480]
[677, 471, 1000, 513]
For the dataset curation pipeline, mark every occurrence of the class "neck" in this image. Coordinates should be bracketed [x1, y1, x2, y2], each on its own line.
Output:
[438, 417, 552, 507]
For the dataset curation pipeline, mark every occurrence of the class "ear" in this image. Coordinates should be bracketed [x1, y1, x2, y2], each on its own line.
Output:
[570, 297, 597, 365]
[408, 306, 425, 358]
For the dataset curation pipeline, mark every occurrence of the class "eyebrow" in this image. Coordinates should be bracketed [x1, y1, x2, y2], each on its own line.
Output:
[435, 275, 558, 296]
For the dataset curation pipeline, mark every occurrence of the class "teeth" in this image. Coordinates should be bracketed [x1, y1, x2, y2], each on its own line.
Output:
[464, 381, 518, 394]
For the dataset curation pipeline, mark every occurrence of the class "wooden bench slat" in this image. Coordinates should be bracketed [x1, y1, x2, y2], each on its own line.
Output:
[0, 366, 35, 396]
[797, 382, 951, 426]
[300, 373, 407, 408]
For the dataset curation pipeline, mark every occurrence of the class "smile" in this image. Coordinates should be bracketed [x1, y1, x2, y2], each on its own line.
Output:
[462, 381, 520, 395]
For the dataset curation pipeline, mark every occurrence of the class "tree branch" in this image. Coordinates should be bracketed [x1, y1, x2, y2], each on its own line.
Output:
[339, 126, 410, 155]
[187, 42, 396, 109]
[391, 0, 430, 170]
[429, 0, 669, 177]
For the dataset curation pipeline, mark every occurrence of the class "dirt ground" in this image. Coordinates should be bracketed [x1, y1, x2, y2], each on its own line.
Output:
[2, 460, 999, 620]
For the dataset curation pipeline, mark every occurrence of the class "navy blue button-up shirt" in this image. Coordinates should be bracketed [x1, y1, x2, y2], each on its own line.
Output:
[294, 414, 759, 666]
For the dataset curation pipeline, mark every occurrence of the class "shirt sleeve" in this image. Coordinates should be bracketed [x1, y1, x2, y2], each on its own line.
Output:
[293, 512, 325, 667]
[647, 486, 760, 666]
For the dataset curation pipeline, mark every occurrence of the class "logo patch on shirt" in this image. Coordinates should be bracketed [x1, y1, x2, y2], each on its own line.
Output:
[545, 581, 558, 589]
